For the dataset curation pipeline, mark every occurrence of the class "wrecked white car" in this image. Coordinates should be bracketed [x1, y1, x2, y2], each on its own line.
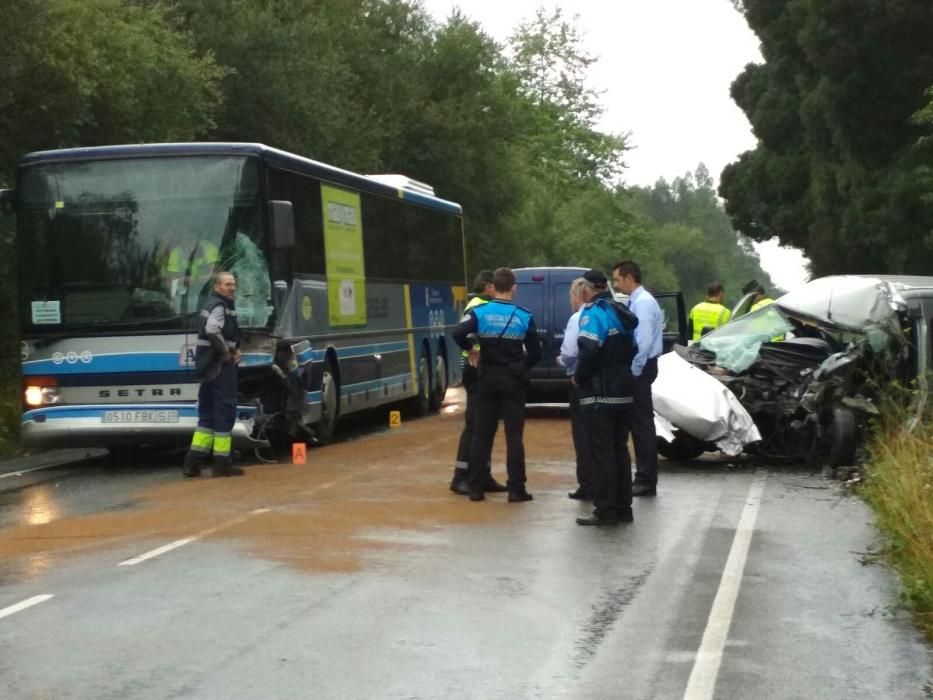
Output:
[653, 275, 933, 465]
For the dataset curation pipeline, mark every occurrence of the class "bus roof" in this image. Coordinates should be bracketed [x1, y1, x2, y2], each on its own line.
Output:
[19, 142, 463, 216]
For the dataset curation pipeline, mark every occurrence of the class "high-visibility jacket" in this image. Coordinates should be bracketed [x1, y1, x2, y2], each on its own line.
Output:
[167, 240, 220, 279]
[749, 297, 784, 341]
[459, 294, 491, 359]
[689, 300, 731, 341]
[750, 297, 775, 313]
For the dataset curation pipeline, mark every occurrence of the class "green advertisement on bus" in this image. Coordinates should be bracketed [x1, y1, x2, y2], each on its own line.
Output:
[322, 184, 367, 326]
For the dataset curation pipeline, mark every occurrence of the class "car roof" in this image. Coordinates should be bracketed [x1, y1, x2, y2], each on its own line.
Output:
[870, 275, 933, 291]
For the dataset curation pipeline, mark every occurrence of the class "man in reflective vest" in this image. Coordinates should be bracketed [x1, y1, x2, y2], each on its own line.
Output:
[165, 239, 220, 312]
[688, 281, 731, 341]
[182, 271, 245, 478]
[450, 270, 508, 495]
[743, 279, 775, 312]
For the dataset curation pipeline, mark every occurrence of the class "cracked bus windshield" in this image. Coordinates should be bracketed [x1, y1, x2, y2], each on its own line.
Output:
[18, 155, 270, 332]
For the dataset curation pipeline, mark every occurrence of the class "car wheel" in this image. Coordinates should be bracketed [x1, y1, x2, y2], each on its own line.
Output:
[828, 406, 857, 466]
[657, 431, 707, 461]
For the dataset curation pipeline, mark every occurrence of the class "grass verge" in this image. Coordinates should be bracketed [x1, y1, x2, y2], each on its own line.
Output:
[861, 388, 933, 641]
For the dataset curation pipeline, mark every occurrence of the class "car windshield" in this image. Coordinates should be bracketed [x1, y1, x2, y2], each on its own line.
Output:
[17, 155, 271, 332]
[696, 305, 794, 372]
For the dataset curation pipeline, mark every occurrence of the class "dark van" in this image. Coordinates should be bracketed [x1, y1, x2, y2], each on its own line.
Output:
[513, 267, 687, 401]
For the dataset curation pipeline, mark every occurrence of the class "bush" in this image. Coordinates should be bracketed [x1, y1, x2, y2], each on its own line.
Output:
[861, 384, 933, 640]
[0, 382, 20, 458]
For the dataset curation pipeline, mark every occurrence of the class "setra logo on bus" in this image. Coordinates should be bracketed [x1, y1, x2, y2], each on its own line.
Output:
[99, 388, 184, 398]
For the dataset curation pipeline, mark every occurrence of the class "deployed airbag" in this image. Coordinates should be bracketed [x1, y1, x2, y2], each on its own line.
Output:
[652, 352, 761, 456]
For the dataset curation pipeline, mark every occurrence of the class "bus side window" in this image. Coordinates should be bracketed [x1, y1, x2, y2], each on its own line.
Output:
[266, 168, 324, 277]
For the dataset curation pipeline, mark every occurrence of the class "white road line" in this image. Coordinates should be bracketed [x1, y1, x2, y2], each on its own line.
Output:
[684, 470, 768, 700]
[118, 508, 270, 567]
[120, 460, 382, 565]
[0, 465, 62, 480]
[0, 594, 54, 620]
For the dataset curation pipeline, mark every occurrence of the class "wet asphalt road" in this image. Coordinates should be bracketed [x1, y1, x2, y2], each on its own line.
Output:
[0, 392, 930, 699]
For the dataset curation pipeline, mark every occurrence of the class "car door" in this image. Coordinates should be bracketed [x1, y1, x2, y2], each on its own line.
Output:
[653, 291, 687, 353]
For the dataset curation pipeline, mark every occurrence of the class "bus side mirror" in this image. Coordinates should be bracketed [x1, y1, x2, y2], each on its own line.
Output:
[269, 200, 294, 249]
[0, 189, 17, 214]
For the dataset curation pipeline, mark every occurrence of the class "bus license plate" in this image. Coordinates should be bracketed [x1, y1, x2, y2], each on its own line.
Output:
[102, 410, 180, 424]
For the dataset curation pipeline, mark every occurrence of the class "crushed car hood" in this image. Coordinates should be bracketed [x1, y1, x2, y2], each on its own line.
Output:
[652, 352, 761, 456]
[776, 275, 906, 345]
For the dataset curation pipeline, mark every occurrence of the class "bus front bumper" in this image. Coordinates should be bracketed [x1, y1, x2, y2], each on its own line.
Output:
[21, 404, 269, 449]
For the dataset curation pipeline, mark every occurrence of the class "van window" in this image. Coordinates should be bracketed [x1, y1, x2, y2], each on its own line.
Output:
[516, 282, 546, 326]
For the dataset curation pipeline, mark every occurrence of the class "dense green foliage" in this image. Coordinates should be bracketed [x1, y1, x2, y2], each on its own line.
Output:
[0, 0, 775, 454]
[721, 0, 933, 276]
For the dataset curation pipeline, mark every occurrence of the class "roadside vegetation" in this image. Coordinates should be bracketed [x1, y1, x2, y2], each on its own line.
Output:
[862, 386, 933, 640]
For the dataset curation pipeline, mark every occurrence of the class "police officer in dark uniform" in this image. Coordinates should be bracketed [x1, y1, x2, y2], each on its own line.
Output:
[182, 271, 245, 478]
[450, 270, 507, 495]
[452, 267, 541, 502]
[573, 270, 639, 525]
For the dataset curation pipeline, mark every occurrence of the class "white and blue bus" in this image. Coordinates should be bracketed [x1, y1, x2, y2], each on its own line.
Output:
[4, 143, 467, 451]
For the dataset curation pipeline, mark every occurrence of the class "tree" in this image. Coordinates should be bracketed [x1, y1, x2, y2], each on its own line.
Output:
[0, 0, 224, 181]
[720, 0, 933, 275]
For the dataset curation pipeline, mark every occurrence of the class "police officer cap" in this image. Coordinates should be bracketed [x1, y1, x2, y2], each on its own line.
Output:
[584, 269, 608, 287]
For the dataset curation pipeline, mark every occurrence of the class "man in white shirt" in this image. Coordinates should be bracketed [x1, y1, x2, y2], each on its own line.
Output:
[612, 260, 663, 496]
[558, 276, 595, 500]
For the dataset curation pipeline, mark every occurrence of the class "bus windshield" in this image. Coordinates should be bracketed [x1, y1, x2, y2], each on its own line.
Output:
[18, 155, 271, 333]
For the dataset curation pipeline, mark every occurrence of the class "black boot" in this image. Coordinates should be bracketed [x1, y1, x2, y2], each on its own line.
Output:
[182, 452, 203, 478]
[508, 488, 533, 503]
[450, 468, 469, 494]
[211, 459, 245, 477]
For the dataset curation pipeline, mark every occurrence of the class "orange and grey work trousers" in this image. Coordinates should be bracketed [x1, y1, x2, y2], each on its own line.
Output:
[184, 362, 237, 468]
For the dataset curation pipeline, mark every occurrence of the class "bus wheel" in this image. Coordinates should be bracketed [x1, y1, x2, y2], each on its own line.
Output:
[315, 360, 340, 444]
[408, 350, 431, 417]
[429, 353, 447, 412]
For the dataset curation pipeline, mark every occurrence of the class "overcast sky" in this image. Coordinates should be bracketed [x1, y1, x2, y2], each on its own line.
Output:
[420, 0, 810, 290]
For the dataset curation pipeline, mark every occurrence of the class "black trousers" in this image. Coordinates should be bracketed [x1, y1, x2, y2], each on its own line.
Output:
[467, 367, 527, 491]
[583, 404, 633, 519]
[631, 357, 659, 486]
[569, 381, 593, 492]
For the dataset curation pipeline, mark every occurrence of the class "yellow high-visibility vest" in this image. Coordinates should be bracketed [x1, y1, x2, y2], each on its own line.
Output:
[166, 240, 220, 279]
[689, 300, 731, 341]
[749, 297, 784, 341]
[751, 297, 775, 313]
[460, 295, 490, 358]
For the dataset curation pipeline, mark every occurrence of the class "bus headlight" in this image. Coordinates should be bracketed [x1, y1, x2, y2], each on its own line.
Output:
[24, 379, 61, 407]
